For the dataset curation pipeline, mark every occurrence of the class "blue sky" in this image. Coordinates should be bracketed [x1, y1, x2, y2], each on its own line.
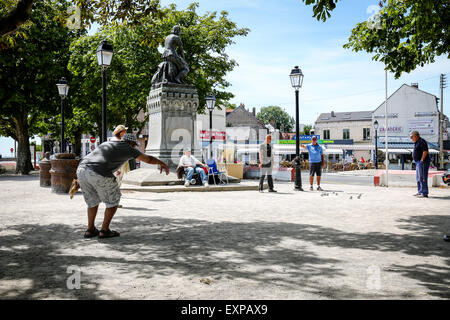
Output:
[161, 0, 449, 123]
[1, 0, 449, 156]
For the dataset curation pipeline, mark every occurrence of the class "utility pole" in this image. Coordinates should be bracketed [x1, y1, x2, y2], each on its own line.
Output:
[440, 74, 447, 169]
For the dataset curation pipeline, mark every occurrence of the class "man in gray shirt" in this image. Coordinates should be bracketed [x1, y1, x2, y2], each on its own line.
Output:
[77, 134, 169, 239]
[259, 134, 277, 192]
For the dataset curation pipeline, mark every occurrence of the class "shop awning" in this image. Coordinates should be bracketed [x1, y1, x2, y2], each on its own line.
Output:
[324, 149, 343, 154]
[380, 149, 411, 154]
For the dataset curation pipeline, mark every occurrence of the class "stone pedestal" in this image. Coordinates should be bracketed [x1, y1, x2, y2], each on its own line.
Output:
[145, 83, 201, 168]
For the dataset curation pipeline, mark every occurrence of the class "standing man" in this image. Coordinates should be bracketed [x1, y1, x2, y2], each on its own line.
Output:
[300, 136, 324, 191]
[179, 149, 209, 187]
[259, 134, 277, 193]
[410, 131, 430, 198]
[77, 134, 169, 239]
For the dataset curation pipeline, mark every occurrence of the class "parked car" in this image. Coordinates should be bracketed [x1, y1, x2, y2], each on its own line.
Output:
[442, 169, 450, 186]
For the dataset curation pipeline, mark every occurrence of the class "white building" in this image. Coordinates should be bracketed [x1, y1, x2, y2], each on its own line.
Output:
[372, 83, 442, 169]
[314, 111, 373, 160]
[373, 83, 441, 146]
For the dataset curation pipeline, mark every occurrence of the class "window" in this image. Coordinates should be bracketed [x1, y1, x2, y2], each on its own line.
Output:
[343, 129, 350, 140]
[323, 130, 330, 140]
[363, 128, 371, 140]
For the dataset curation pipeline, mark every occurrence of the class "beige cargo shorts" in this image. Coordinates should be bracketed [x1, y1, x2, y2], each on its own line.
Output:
[76, 166, 121, 208]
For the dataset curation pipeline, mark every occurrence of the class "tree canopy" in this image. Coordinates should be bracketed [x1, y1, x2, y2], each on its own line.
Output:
[344, 0, 450, 78]
[256, 106, 295, 132]
[0, 0, 80, 174]
[0, 0, 163, 38]
[298, 0, 450, 78]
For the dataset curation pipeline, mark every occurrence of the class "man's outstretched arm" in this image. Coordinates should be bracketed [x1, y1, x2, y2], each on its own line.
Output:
[137, 154, 169, 175]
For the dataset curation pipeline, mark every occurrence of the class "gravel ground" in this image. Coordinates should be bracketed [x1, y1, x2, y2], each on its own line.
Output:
[0, 175, 449, 300]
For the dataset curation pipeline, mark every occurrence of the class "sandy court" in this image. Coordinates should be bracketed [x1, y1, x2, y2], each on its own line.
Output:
[0, 175, 449, 299]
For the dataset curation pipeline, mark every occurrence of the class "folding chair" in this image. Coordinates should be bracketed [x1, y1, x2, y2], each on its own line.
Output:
[206, 159, 229, 185]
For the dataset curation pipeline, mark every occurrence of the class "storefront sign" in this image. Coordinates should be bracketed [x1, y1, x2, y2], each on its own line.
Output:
[379, 126, 403, 133]
[200, 130, 226, 141]
[408, 119, 435, 135]
[279, 139, 353, 145]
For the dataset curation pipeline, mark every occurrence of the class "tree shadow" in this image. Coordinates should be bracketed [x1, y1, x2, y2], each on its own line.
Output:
[392, 215, 450, 298]
[0, 219, 345, 299]
[0, 224, 103, 299]
[1, 213, 449, 299]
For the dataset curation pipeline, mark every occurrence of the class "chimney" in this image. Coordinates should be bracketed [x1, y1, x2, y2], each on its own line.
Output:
[331, 111, 335, 117]
[252, 107, 256, 116]
[411, 83, 419, 89]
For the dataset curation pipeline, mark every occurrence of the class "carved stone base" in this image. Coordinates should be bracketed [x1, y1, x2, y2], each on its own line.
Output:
[145, 83, 201, 168]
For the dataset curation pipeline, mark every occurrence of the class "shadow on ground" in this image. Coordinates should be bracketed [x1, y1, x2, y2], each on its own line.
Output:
[0, 213, 449, 299]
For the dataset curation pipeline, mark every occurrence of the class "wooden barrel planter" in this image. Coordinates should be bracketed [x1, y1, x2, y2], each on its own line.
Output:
[39, 158, 52, 187]
[50, 153, 80, 194]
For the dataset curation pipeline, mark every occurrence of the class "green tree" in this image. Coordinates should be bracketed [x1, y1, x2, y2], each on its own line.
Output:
[67, 25, 161, 149]
[144, 3, 249, 110]
[0, 0, 79, 174]
[301, 125, 312, 135]
[0, 0, 163, 38]
[344, 0, 450, 78]
[298, 0, 449, 78]
[65, 2, 248, 147]
[256, 106, 295, 132]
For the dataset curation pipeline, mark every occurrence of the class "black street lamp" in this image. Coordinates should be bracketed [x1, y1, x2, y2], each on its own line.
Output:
[96, 40, 114, 143]
[206, 95, 216, 159]
[56, 77, 69, 153]
[290, 66, 304, 191]
[374, 120, 379, 169]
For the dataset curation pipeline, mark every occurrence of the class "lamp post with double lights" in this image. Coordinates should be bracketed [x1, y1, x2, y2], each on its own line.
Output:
[56, 77, 69, 153]
[96, 40, 114, 143]
[290, 66, 304, 191]
[373, 120, 379, 169]
[205, 95, 216, 159]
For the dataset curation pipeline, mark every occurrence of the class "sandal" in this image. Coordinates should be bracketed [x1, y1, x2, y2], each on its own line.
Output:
[99, 229, 120, 239]
[84, 227, 99, 238]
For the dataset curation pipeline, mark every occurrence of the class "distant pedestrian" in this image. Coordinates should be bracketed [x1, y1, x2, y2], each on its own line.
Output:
[77, 134, 169, 239]
[259, 134, 277, 192]
[410, 131, 430, 198]
[300, 136, 324, 191]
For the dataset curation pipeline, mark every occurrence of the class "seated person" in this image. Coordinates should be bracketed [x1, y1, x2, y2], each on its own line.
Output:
[179, 149, 209, 187]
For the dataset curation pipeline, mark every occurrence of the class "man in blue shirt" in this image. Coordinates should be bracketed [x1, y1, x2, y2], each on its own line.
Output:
[301, 136, 325, 191]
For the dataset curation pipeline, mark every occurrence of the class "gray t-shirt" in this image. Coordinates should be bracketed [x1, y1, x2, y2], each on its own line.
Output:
[260, 143, 274, 167]
[80, 141, 143, 177]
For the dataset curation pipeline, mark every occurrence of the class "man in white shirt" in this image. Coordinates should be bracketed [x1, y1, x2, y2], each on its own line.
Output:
[179, 149, 209, 187]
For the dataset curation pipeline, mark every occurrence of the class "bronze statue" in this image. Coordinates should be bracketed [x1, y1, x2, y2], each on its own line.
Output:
[151, 25, 190, 86]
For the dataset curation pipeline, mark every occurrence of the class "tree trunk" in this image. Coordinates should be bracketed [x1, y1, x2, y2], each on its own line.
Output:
[14, 114, 33, 174]
[73, 130, 82, 157]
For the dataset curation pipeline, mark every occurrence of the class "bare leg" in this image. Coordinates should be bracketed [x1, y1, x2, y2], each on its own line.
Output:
[317, 176, 321, 186]
[101, 206, 118, 232]
[87, 205, 99, 230]
[309, 176, 314, 187]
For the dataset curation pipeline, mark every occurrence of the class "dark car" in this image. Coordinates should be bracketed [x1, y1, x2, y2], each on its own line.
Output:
[443, 169, 450, 186]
